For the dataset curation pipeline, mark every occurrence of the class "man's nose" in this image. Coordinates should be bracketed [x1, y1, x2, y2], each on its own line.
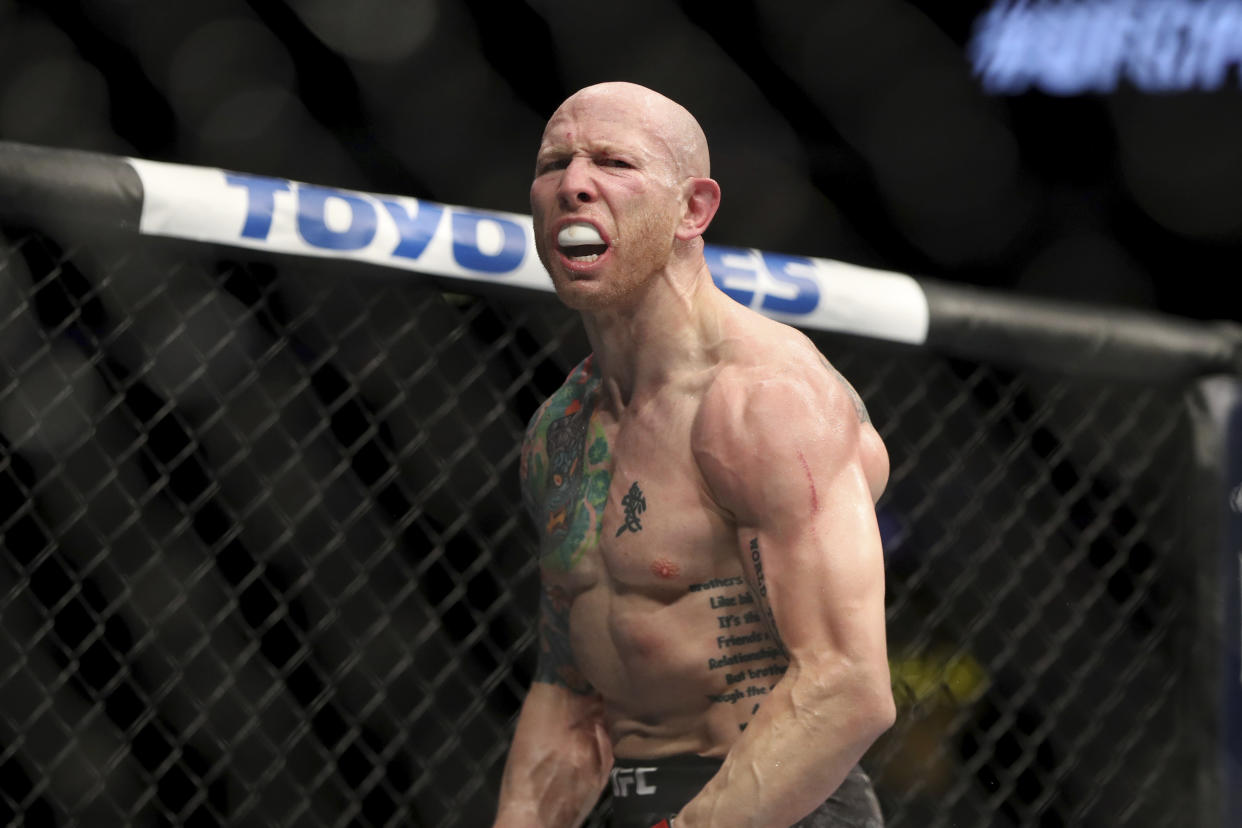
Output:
[557, 157, 596, 206]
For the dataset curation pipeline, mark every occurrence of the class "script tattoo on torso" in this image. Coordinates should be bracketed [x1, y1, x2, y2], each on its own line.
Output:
[691, 559, 788, 731]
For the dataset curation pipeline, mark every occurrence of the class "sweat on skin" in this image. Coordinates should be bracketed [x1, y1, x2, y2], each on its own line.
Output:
[495, 82, 894, 828]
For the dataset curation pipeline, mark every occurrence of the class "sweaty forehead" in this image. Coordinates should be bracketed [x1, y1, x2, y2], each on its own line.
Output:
[539, 86, 709, 177]
[542, 100, 638, 146]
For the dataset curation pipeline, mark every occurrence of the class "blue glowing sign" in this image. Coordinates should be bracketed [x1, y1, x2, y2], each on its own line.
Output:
[969, 0, 1242, 94]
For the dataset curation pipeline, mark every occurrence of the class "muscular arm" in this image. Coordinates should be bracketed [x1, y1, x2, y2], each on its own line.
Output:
[495, 390, 613, 828]
[683, 368, 895, 828]
[493, 679, 612, 828]
[493, 579, 613, 828]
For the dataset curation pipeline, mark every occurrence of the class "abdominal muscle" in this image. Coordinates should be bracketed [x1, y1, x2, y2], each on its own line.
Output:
[567, 567, 788, 760]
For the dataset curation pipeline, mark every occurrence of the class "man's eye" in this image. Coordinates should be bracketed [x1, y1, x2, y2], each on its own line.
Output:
[537, 159, 569, 174]
[600, 159, 632, 169]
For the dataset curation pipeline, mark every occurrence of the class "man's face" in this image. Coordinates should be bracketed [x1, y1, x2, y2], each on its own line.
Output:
[530, 91, 688, 312]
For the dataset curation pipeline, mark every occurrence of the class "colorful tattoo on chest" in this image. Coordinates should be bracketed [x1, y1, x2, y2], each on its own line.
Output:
[688, 566, 787, 726]
[521, 361, 614, 692]
[522, 364, 613, 573]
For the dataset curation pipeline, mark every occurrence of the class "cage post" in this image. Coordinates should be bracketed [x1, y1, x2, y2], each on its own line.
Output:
[1190, 376, 1242, 828]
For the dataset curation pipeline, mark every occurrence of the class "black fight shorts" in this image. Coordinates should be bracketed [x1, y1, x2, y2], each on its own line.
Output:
[608, 754, 883, 828]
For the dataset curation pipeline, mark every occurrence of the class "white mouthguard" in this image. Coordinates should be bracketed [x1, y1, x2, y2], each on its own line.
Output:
[557, 223, 604, 247]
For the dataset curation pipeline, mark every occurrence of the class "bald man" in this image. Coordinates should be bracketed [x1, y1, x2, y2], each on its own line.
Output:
[492, 82, 894, 828]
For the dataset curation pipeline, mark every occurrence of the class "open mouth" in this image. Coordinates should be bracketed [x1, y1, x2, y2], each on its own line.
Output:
[557, 222, 609, 263]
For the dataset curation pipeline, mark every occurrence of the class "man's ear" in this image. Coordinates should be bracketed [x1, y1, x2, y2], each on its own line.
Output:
[675, 177, 721, 241]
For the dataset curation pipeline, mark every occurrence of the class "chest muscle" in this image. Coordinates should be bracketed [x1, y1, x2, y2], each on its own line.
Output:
[524, 379, 730, 593]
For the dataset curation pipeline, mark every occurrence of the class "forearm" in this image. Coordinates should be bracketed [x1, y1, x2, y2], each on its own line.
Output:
[674, 663, 894, 828]
[494, 745, 608, 828]
[493, 683, 614, 828]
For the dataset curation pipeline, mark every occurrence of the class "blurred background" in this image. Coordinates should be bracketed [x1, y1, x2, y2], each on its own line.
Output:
[1, 0, 1240, 321]
[0, 2, 1239, 827]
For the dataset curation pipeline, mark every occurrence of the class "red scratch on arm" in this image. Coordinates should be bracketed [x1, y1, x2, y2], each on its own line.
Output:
[797, 450, 819, 513]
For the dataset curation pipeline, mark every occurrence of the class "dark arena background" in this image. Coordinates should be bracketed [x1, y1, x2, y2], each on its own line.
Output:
[1, 1, 1240, 826]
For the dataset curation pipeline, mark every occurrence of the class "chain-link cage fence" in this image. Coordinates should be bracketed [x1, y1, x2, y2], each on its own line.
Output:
[0, 217, 1231, 828]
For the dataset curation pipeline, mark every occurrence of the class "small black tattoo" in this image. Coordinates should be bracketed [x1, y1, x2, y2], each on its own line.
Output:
[616, 481, 647, 536]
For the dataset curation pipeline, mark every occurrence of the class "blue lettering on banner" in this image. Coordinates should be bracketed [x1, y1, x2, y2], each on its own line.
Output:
[297, 185, 378, 251]
[222, 172, 526, 275]
[451, 211, 525, 274]
[383, 199, 443, 260]
[759, 251, 819, 315]
[226, 173, 290, 239]
[704, 244, 759, 307]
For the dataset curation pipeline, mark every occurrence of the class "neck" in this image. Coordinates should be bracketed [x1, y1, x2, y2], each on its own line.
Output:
[581, 257, 723, 412]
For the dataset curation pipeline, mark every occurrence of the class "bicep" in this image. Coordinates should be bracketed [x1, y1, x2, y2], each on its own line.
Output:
[738, 459, 887, 671]
[701, 375, 889, 671]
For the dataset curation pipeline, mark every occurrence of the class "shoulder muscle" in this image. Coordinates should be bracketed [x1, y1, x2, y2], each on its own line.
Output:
[693, 365, 873, 523]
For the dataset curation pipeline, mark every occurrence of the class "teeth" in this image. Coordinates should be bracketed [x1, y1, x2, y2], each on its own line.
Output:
[557, 223, 604, 247]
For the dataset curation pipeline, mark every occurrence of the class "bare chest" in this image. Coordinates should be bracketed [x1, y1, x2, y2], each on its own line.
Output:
[529, 387, 734, 595]
[600, 421, 730, 587]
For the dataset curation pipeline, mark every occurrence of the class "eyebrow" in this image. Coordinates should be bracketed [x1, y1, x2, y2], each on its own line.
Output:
[545, 144, 661, 178]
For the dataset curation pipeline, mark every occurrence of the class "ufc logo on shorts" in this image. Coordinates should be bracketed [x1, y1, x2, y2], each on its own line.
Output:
[610, 767, 657, 797]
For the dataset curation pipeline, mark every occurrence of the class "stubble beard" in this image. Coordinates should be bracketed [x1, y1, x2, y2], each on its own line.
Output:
[546, 204, 681, 314]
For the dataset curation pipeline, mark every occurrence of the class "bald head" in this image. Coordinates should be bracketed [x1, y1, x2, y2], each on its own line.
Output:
[530, 80, 722, 292]
[543, 82, 711, 180]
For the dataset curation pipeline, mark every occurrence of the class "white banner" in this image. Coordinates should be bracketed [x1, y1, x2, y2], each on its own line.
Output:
[128, 158, 929, 344]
